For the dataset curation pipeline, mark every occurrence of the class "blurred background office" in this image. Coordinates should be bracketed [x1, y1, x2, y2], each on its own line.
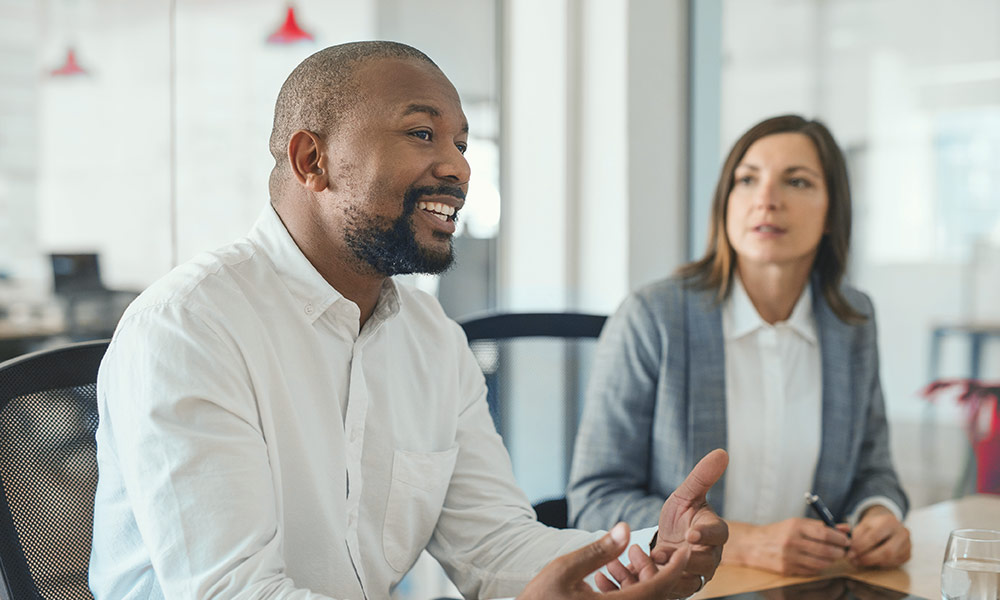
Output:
[1, 0, 998, 594]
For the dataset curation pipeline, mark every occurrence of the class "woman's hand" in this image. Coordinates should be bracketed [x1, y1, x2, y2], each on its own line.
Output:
[847, 506, 911, 568]
[724, 518, 850, 576]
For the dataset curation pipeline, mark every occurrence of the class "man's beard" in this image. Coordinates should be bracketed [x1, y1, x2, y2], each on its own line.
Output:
[343, 185, 463, 277]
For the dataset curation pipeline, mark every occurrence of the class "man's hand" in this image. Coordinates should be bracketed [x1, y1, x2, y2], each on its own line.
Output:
[650, 448, 730, 596]
[847, 505, 910, 568]
[517, 523, 690, 599]
[726, 517, 850, 576]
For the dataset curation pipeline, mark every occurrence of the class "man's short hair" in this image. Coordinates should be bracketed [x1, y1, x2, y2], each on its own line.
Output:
[268, 41, 438, 169]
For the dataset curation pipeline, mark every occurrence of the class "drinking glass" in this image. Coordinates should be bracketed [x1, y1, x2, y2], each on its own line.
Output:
[942, 529, 1000, 600]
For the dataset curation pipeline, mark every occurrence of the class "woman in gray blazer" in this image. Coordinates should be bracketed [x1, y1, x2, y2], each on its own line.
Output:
[567, 115, 911, 577]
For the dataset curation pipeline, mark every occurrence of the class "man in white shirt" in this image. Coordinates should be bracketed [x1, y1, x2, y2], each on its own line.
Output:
[88, 41, 729, 599]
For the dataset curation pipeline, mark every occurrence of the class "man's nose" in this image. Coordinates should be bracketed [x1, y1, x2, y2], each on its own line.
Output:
[433, 145, 471, 185]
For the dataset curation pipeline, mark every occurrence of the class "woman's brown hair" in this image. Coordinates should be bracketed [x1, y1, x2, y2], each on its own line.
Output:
[676, 114, 863, 322]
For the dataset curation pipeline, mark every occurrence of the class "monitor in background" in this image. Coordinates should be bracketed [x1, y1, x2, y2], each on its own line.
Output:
[50, 253, 104, 295]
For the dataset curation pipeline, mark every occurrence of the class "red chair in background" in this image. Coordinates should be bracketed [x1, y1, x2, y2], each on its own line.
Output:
[923, 379, 1000, 495]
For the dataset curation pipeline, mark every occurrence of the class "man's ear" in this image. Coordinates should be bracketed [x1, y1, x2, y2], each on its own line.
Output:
[287, 129, 328, 193]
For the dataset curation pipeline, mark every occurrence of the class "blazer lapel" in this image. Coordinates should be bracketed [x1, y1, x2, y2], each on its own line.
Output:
[685, 286, 728, 513]
[811, 282, 856, 516]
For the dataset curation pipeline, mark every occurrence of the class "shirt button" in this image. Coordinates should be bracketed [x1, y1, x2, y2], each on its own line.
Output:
[304, 303, 314, 315]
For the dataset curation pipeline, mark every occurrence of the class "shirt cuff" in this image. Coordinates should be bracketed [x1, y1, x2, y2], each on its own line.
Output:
[848, 496, 904, 526]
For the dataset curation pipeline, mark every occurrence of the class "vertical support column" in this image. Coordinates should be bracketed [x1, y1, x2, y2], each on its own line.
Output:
[688, 0, 722, 260]
[500, 0, 570, 312]
[627, 0, 691, 289]
[577, 0, 629, 313]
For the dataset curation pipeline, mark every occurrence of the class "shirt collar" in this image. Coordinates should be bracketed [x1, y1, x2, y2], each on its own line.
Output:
[724, 273, 817, 344]
[785, 281, 818, 344]
[247, 204, 401, 325]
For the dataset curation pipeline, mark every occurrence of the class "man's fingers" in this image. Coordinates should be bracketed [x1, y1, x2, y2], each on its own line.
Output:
[595, 571, 619, 592]
[671, 449, 729, 503]
[626, 544, 658, 581]
[615, 546, 691, 600]
[683, 545, 723, 576]
[649, 545, 673, 564]
[554, 522, 631, 584]
[686, 514, 729, 546]
[606, 558, 636, 586]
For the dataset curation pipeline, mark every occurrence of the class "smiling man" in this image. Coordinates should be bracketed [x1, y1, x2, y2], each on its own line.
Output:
[88, 42, 728, 599]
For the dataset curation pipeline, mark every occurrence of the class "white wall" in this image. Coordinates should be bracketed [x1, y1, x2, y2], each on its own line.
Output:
[0, 0, 42, 285]
[33, 0, 378, 292]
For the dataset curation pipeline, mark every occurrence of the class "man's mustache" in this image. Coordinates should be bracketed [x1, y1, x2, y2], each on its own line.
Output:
[406, 185, 466, 205]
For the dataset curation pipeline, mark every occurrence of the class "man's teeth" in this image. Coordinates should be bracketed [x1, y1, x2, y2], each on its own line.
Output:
[417, 201, 456, 222]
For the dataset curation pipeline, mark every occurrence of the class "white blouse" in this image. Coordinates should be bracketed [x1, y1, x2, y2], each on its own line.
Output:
[721, 275, 823, 524]
[720, 275, 901, 526]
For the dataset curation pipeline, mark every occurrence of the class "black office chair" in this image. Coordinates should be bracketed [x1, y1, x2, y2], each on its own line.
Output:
[0, 339, 108, 600]
[459, 313, 606, 529]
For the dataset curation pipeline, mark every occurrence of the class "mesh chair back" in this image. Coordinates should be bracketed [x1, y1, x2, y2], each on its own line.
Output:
[0, 340, 108, 600]
[459, 313, 606, 528]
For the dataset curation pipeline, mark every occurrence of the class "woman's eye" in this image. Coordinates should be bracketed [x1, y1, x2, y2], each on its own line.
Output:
[735, 175, 753, 186]
[410, 130, 432, 141]
[788, 178, 812, 188]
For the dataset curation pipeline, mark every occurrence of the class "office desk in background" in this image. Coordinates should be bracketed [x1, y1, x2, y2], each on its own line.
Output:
[0, 316, 67, 362]
[694, 494, 1000, 599]
[928, 322, 1000, 381]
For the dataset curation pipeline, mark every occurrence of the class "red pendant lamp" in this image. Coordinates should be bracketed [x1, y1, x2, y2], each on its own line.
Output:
[50, 47, 87, 76]
[267, 5, 313, 44]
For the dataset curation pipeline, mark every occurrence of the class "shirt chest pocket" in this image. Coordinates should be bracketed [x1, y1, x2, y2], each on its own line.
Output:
[382, 445, 459, 572]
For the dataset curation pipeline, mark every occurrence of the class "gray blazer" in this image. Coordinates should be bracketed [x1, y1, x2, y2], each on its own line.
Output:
[567, 276, 908, 531]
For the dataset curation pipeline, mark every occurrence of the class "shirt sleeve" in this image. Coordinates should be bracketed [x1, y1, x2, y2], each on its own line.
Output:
[566, 292, 668, 531]
[94, 304, 340, 599]
[424, 321, 600, 600]
[847, 496, 905, 526]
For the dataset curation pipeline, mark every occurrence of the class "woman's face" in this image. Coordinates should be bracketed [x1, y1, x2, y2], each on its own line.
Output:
[725, 132, 829, 274]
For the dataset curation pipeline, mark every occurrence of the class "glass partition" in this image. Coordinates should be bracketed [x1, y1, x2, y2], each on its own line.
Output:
[693, 0, 1000, 506]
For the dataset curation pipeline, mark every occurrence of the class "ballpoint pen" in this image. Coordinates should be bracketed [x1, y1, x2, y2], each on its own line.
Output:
[804, 492, 848, 536]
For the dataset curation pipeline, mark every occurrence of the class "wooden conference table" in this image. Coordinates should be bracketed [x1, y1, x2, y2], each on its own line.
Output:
[693, 494, 1000, 599]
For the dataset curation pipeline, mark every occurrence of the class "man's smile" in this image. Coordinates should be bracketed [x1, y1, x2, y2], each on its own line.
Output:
[417, 200, 457, 222]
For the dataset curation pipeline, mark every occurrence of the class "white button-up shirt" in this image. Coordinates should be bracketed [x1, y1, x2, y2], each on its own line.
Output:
[89, 206, 597, 599]
[721, 275, 822, 525]
[720, 275, 902, 526]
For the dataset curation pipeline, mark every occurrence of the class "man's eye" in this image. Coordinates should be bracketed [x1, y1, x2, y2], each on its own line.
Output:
[456, 142, 468, 155]
[410, 130, 432, 141]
